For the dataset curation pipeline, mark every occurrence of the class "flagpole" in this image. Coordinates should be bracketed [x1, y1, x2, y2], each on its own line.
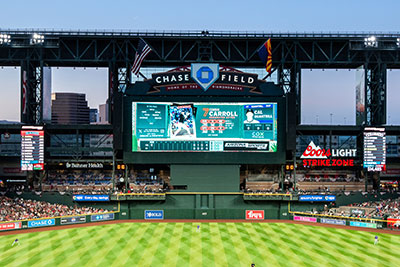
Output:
[138, 71, 147, 80]
[262, 67, 276, 80]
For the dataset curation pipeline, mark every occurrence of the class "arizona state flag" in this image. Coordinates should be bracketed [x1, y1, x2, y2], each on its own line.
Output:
[258, 39, 272, 73]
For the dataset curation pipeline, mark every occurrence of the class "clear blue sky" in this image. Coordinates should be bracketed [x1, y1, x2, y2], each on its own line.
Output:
[1, 0, 400, 124]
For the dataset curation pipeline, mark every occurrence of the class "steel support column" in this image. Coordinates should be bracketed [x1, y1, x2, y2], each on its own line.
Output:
[278, 64, 301, 152]
[278, 64, 301, 123]
[365, 63, 386, 125]
[112, 64, 129, 152]
[21, 61, 43, 124]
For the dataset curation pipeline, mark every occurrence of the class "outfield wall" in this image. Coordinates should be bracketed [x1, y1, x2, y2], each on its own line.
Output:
[0, 212, 118, 233]
[288, 214, 386, 229]
[123, 194, 290, 220]
[3, 191, 399, 224]
[111, 191, 400, 220]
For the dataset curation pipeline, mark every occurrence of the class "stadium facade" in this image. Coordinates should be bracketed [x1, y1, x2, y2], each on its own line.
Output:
[0, 30, 400, 221]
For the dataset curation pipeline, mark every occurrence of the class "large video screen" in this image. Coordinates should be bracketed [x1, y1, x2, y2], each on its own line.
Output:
[132, 102, 278, 152]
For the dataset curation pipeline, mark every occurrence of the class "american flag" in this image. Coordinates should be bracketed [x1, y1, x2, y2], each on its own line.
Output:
[131, 39, 152, 76]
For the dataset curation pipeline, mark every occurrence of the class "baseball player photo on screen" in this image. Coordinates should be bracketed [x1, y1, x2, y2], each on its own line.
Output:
[169, 105, 195, 138]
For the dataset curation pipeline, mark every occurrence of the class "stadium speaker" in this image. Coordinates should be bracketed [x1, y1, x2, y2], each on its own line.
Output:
[286, 92, 297, 151]
[113, 92, 123, 151]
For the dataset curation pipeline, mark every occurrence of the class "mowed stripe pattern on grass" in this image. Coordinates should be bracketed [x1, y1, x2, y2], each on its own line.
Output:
[0, 222, 399, 266]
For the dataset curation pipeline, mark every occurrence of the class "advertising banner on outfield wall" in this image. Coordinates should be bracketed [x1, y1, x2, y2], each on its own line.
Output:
[90, 213, 114, 222]
[293, 216, 317, 222]
[145, 210, 164, 220]
[349, 221, 377, 229]
[320, 218, 346, 226]
[0, 222, 22, 231]
[28, 219, 55, 228]
[73, 195, 110, 202]
[246, 210, 265, 220]
[60, 216, 87, 225]
[299, 195, 336, 202]
[387, 218, 400, 229]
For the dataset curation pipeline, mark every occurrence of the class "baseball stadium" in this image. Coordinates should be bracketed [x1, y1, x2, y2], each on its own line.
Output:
[1, 29, 400, 267]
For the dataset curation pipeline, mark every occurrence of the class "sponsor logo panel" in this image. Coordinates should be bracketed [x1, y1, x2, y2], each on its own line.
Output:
[90, 213, 115, 222]
[0, 222, 22, 231]
[299, 195, 336, 202]
[191, 63, 220, 91]
[301, 141, 356, 167]
[246, 210, 265, 220]
[293, 216, 317, 222]
[387, 218, 400, 228]
[145, 210, 164, 220]
[224, 141, 269, 151]
[73, 195, 110, 202]
[148, 65, 260, 94]
[320, 218, 346, 225]
[66, 162, 104, 169]
[60, 216, 87, 225]
[28, 219, 55, 228]
[349, 221, 377, 228]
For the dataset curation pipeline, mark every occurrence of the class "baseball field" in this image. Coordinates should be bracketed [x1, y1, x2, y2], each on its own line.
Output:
[0, 221, 399, 266]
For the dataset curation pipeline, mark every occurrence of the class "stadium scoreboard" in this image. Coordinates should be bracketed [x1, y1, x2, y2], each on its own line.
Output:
[21, 126, 44, 171]
[363, 127, 386, 172]
[132, 102, 278, 152]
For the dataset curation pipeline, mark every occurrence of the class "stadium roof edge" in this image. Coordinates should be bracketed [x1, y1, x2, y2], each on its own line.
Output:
[1, 29, 400, 38]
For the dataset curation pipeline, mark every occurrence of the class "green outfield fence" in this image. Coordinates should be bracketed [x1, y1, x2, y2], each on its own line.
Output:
[1, 192, 399, 232]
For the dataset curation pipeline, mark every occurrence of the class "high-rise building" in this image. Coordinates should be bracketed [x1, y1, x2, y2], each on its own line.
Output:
[51, 93, 90, 124]
[98, 103, 109, 124]
[89, 108, 98, 123]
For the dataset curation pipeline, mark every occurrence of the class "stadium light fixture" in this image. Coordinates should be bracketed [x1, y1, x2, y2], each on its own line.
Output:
[0, 34, 11, 45]
[31, 33, 45, 45]
[396, 38, 400, 47]
[364, 36, 377, 48]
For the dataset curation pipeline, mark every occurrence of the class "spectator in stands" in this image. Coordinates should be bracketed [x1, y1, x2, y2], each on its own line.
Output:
[0, 196, 108, 222]
[310, 197, 400, 220]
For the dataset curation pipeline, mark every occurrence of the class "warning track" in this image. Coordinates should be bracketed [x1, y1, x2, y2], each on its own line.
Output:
[0, 219, 399, 236]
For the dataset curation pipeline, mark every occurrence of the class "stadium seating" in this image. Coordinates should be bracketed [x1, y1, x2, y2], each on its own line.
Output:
[0, 196, 108, 222]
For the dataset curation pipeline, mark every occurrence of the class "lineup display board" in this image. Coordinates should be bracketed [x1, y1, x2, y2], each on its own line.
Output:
[363, 127, 386, 172]
[21, 126, 44, 171]
[132, 102, 278, 152]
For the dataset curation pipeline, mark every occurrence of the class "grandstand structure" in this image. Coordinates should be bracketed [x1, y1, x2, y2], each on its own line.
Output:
[1, 30, 400, 217]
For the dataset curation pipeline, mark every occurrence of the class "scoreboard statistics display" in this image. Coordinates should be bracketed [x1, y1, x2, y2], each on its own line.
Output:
[363, 127, 386, 172]
[132, 102, 278, 152]
[21, 126, 44, 171]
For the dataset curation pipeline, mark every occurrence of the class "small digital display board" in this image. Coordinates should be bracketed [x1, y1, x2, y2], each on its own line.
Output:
[21, 126, 44, 171]
[363, 127, 386, 172]
[132, 102, 278, 152]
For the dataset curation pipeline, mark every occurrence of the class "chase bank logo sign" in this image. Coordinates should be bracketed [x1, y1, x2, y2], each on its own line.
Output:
[191, 63, 219, 91]
[28, 219, 55, 228]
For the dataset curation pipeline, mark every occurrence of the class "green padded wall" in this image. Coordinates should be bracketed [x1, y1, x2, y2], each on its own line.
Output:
[170, 165, 240, 192]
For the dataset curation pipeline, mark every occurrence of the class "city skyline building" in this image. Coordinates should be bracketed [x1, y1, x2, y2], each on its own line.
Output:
[90, 108, 98, 124]
[51, 92, 90, 124]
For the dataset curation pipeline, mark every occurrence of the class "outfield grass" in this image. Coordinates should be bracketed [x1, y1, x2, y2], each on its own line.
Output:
[0, 222, 399, 266]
